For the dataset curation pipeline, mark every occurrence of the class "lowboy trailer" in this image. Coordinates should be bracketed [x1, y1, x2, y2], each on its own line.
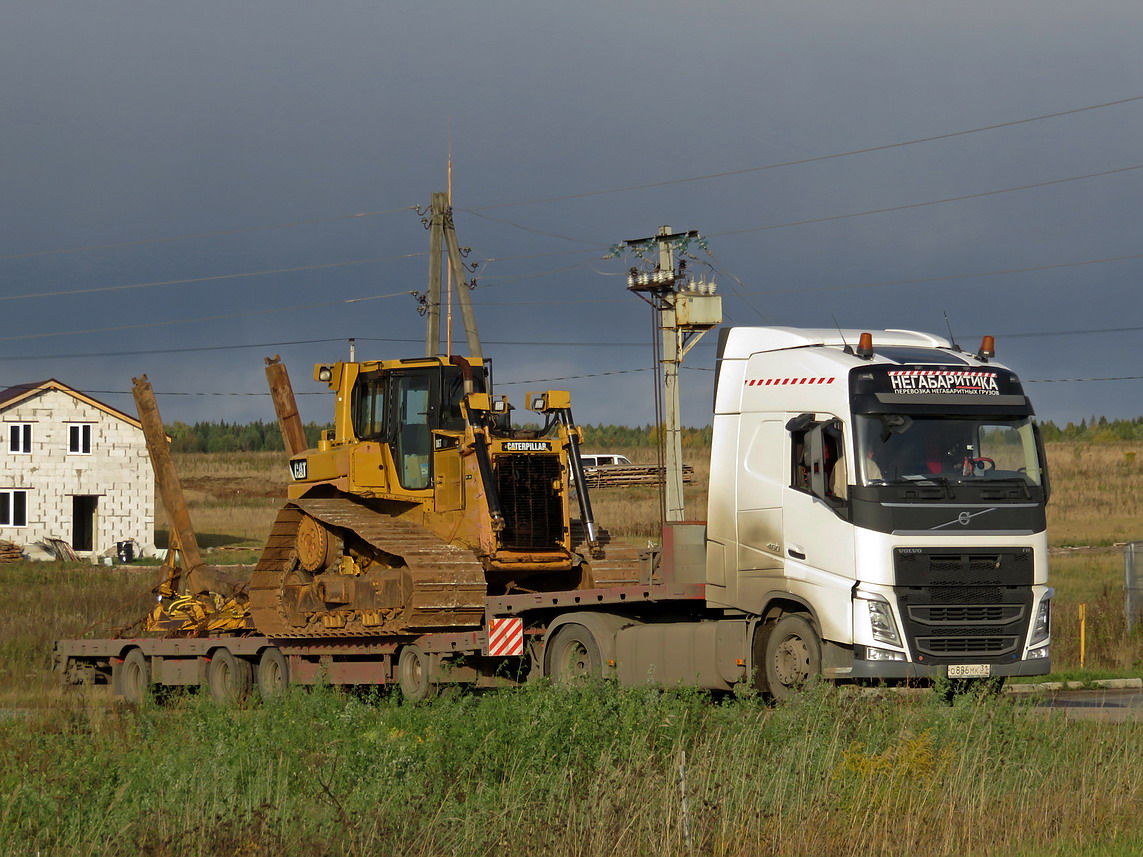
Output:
[56, 326, 1052, 702]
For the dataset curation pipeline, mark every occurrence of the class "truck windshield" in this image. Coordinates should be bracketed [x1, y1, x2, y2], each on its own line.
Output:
[854, 415, 1044, 487]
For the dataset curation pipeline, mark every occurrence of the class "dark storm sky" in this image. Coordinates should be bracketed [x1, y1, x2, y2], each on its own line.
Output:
[2, 1, 1142, 428]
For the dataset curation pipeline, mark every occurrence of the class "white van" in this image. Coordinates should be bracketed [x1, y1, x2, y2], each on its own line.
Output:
[579, 454, 633, 467]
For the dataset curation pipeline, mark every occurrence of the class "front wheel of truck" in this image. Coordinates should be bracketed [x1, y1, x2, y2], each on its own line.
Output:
[754, 614, 822, 702]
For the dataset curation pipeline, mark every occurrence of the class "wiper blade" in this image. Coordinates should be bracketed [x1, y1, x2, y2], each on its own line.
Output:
[974, 476, 1033, 498]
[894, 474, 954, 498]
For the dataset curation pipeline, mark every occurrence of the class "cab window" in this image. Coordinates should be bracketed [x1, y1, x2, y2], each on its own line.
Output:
[395, 374, 432, 490]
[351, 371, 387, 440]
[788, 414, 848, 505]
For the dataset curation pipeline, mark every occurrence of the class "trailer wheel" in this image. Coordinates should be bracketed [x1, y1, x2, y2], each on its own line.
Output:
[755, 614, 821, 702]
[206, 648, 253, 703]
[545, 624, 602, 684]
[397, 645, 436, 702]
[114, 648, 150, 704]
[257, 647, 289, 699]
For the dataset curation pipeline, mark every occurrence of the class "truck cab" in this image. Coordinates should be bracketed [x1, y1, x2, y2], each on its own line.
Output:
[707, 327, 1052, 682]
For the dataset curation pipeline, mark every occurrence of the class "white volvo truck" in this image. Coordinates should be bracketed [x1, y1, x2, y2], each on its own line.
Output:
[694, 326, 1052, 692]
[57, 326, 1052, 701]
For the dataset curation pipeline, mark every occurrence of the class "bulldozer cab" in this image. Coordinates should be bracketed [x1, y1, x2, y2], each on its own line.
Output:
[286, 357, 492, 500]
[342, 358, 490, 492]
[270, 353, 604, 591]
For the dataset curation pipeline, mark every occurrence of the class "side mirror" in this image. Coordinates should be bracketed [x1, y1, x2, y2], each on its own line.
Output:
[785, 412, 815, 433]
[1033, 423, 1051, 503]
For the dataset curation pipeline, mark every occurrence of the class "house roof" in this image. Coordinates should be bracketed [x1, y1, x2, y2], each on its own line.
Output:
[0, 379, 144, 430]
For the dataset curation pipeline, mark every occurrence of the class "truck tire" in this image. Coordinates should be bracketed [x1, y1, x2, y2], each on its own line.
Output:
[114, 648, 150, 704]
[754, 614, 821, 702]
[206, 648, 253, 703]
[545, 624, 602, 684]
[397, 645, 436, 702]
[257, 647, 289, 699]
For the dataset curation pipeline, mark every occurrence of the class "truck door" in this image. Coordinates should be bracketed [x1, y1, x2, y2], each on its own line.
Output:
[781, 414, 855, 644]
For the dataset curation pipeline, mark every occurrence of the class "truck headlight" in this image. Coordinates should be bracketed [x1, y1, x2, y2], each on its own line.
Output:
[861, 645, 907, 662]
[865, 597, 902, 647]
[1029, 595, 1051, 646]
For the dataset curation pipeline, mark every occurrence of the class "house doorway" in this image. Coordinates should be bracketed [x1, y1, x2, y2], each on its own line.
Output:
[72, 495, 98, 552]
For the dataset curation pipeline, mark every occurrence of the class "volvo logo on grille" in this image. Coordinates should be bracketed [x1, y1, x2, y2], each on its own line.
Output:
[932, 507, 998, 530]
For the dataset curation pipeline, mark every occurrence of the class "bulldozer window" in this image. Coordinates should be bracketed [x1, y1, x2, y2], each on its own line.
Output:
[395, 374, 432, 490]
[351, 371, 387, 440]
[441, 366, 488, 431]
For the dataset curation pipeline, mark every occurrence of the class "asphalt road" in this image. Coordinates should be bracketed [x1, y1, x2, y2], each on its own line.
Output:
[1023, 687, 1143, 723]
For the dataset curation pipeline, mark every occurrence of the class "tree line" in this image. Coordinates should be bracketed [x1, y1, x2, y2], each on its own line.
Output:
[163, 420, 715, 453]
[165, 421, 328, 454]
[1037, 416, 1143, 443]
[162, 418, 1140, 453]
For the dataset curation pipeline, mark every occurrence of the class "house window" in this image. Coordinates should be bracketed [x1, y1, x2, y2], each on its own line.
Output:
[7, 423, 32, 454]
[68, 424, 92, 455]
[0, 490, 27, 527]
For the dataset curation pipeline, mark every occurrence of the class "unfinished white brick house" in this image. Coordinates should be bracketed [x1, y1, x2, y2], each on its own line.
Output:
[0, 379, 155, 558]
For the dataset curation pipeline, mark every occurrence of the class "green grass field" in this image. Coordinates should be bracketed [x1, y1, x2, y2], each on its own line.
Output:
[2, 443, 1142, 855]
[5, 682, 1143, 856]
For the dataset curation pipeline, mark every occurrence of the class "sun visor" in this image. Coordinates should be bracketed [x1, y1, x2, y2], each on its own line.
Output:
[850, 365, 1033, 416]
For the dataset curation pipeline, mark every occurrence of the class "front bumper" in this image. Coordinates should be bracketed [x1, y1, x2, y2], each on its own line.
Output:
[844, 656, 1050, 680]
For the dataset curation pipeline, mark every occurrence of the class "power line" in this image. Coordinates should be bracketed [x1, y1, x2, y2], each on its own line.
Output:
[759, 251, 1143, 296]
[0, 334, 657, 363]
[1025, 376, 1143, 383]
[494, 368, 653, 386]
[714, 163, 1143, 238]
[0, 254, 425, 304]
[6, 161, 1135, 312]
[468, 95, 1143, 211]
[3, 94, 1139, 272]
[7, 313, 1143, 363]
[0, 291, 414, 343]
[31, 368, 1142, 399]
[0, 338, 350, 362]
[997, 324, 1143, 339]
[0, 207, 417, 262]
[463, 208, 604, 246]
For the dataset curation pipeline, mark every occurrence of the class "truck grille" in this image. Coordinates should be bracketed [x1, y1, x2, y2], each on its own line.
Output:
[495, 454, 564, 551]
[907, 604, 1025, 625]
[894, 548, 1033, 664]
[914, 636, 1021, 657]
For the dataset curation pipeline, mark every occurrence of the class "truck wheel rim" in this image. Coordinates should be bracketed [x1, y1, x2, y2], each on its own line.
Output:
[561, 641, 590, 676]
[774, 635, 810, 686]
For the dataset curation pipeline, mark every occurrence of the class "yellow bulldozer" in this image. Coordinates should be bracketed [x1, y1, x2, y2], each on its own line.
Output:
[246, 352, 642, 639]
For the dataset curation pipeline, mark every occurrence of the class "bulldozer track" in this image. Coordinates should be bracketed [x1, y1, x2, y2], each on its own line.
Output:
[248, 498, 487, 639]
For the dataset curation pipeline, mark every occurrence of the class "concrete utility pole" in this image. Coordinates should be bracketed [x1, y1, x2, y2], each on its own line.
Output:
[424, 191, 482, 361]
[625, 226, 722, 522]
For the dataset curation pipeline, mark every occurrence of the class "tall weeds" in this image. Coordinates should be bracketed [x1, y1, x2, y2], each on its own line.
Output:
[3, 683, 1142, 856]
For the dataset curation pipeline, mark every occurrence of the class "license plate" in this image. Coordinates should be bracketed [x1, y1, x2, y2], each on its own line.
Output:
[948, 663, 991, 679]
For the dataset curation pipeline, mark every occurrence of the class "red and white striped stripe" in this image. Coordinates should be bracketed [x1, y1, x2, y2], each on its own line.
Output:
[744, 377, 835, 386]
[487, 617, 524, 657]
[887, 370, 997, 378]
